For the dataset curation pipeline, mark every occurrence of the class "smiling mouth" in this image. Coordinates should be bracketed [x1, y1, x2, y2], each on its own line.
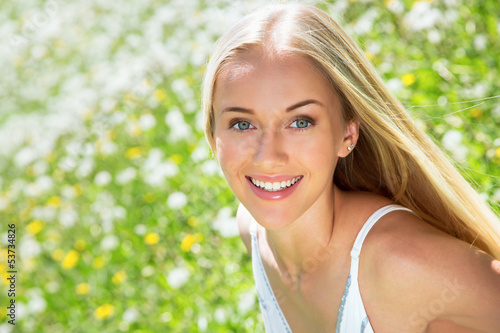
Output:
[249, 176, 303, 192]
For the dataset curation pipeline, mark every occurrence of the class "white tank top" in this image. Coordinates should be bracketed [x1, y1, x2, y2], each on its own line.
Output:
[250, 204, 413, 332]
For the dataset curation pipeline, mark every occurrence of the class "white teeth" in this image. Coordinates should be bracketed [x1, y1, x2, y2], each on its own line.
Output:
[250, 176, 302, 192]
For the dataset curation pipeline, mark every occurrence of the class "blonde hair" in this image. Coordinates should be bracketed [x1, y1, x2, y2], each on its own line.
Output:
[202, 3, 500, 258]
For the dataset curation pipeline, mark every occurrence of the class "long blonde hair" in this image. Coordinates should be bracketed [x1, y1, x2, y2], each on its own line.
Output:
[202, 3, 500, 258]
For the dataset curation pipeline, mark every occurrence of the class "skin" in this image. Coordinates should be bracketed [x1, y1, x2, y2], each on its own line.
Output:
[211, 50, 500, 332]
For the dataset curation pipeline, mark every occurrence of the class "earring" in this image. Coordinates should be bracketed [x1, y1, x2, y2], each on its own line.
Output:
[347, 143, 355, 151]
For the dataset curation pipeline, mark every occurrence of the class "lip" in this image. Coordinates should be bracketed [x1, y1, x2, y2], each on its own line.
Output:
[246, 175, 303, 200]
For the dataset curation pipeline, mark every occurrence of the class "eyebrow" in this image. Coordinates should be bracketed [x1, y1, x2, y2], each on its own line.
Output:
[221, 99, 325, 114]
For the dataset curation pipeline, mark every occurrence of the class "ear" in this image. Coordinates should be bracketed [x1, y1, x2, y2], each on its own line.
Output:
[338, 119, 360, 158]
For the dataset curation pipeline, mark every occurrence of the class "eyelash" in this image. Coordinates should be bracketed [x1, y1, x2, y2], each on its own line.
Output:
[229, 116, 315, 132]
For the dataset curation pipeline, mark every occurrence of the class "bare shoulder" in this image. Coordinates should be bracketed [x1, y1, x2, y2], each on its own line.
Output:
[236, 203, 252, 254]
[362, 210, 500, 331]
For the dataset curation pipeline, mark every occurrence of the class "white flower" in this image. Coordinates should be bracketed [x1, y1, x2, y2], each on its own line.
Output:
[404, 2, 441, 31]
[191, 145, 209, 162]
[215, 308, 226, 324]
[122, 308, 139, 323]
[167, 192, 187, 210]
[101, 234, 119, 251]
[201, 160, 220, 176]
[167, 267, 190, 289]
[164, 108, 192, 141]
[59, 208, 77, 228]
[116, 167, 137, 185]
[19, 236, 42, 258]
[94, 171, 112, 186]
[14, 146, 39, 167]
[442, 130, 462, 150]
[238, 290, 256, 314]
[27, 294, 47, 314]
[134, 224, 146, 235]
[212, 207, 239, 238]
[138, 113, 156, 130]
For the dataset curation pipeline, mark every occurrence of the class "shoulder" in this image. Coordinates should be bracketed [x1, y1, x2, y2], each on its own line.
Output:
[363, 209, 500, 330]
[236, 203, 252, 254]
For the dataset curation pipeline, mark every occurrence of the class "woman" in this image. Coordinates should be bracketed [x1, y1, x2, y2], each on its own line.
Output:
[202, 3, 500, 332]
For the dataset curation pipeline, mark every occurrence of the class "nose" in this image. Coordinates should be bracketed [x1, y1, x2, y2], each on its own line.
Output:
[252, 129, 288, 169]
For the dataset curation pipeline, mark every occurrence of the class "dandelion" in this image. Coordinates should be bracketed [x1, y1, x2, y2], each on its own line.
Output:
[61, 250, 79, 269]
[470, 108, 483, 119]
[188, 216, 199, 226]
[27, 220, 43, 235]
[74, 239, 86, 251]
[495, 147, 500, 159]
[112, 270, 127, 284]
[144, 232, 159, 245]
[125, 147, 144, 159]
[47, 195, 62, 208]
[76, 282, 90, 295]
[153, 89, 167, 101]
[93, 257, 104, 269]
[94, 304, 115, 320]
[52, 249, 64, 261]
[169, 154, 183, 165]
[143, 193, 156, 203]
[181, 233, 203, 252]
[402, 73, 416, 86]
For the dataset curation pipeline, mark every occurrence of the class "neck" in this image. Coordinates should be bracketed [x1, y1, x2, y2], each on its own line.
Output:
[264, 185, 345, 289]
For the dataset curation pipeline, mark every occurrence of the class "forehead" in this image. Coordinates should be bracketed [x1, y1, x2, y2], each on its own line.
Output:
[213, 52, 339, 112]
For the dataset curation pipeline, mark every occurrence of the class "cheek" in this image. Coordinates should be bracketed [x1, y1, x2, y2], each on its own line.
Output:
[215, 135, 251, 176]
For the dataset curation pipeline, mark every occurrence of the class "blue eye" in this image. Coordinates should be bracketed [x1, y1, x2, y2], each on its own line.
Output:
[291, 119, 311, 129]
[232, 121, 253, 130]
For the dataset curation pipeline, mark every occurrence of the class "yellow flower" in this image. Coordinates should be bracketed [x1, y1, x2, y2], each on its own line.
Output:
[125, 147, 144, 159]
[402, 73, 416, 86]
[144, 233, 159, 245]
[76, 282, 90, 295]
[364, 51, 374, 61]
[181, 234, 196, 252]
[27, 220, 43, 235]
[94, 304, 115, 320]
[170, 154, 183, 165]
[495, 147, 500, 159]
[93, 257, 104, 269]
[75, 239, 86, 251]
[187, 216, 199, 226]
[62, 250, 79, 269]
[112, 271, 127, 285]
[470, 108, 483, 119]
[181, 233, 203, 252]
[47, 196, 62, 208]
[73, 184, 83, 196]
[143, 193, 156, 203]
[52, 249, 65, 261]
[45, 151, 57, 163]
[153, 89, 167, 102]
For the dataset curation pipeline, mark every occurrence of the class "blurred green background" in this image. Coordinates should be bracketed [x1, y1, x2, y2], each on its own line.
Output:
[0, 0, 499, 332]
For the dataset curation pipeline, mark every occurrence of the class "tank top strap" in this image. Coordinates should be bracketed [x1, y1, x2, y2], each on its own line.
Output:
[350, 204, 413, 262]
[249, 218, 258, 237]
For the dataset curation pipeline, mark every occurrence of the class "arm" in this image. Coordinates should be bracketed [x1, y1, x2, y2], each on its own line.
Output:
[365, 212, 500, 332]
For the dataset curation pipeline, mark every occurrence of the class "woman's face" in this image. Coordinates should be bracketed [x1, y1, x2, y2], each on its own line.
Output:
[212, 52, 354, 229]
